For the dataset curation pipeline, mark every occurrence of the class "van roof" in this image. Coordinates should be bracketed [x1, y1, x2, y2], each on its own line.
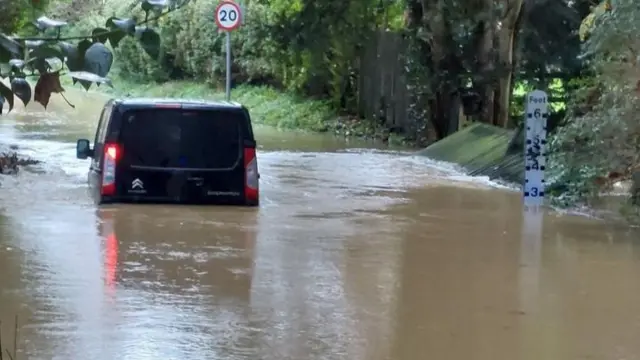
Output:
[112, 98, 245, 110]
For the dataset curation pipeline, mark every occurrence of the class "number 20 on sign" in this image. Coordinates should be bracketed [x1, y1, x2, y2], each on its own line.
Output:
[215, 0, 242, 31]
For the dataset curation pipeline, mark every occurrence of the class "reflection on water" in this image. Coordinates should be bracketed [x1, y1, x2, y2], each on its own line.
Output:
[0, 92, 640, 359]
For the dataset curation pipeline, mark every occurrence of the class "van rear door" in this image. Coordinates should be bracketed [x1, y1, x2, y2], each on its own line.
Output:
[114, 107, 246, 204]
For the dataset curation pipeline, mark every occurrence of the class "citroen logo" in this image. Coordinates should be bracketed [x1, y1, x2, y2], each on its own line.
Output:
[132, 178, 144, 189]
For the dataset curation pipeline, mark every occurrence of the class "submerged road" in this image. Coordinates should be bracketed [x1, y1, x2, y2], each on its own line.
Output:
[0, 91, 639, 360]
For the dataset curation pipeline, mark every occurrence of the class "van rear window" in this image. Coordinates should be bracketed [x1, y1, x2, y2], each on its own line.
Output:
[119, 109, 242, 169]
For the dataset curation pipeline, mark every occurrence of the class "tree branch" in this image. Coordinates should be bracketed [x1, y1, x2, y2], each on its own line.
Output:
[14, 4, 184, 42]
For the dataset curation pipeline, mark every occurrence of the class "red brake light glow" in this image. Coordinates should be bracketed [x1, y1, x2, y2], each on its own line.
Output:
[244, 147, 259, 203]
[101, 143, 120, 196]
[106, 145, 118, 160]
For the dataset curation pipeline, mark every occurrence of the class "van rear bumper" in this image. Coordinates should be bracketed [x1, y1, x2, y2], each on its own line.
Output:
[98, 196, 259, 206]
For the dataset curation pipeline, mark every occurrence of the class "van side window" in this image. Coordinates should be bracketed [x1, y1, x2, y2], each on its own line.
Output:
[94, 104, 113, 164]
[93, 108, 106, 146]
[241, 107, 254, 141]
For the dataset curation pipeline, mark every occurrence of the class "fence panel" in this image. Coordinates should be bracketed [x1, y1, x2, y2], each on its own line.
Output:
[356, 31, 412, 134]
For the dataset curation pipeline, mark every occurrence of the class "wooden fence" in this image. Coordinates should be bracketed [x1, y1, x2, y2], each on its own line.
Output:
[356, 30, 412, 132]
[355, 30, 473, 141]
[354, 31, 569, 140]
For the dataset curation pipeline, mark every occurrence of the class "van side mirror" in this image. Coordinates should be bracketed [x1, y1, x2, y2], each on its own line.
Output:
[76, 139, 93, 159]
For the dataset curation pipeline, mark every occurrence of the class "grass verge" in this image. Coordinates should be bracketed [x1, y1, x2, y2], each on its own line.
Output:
[65, 74, 408, 145]
[97, 76, 335, 132]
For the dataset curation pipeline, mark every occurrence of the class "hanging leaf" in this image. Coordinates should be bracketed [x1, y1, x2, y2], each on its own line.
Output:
[0, 81, 14, 113]
[137, 28, 161, 59]
[25, 40, 46, 49]
[60, 40, 92, 72]
[0, 63, 11, 78]
[78, 79, 92, 90]
[110, 18, 136, 34]
[169, 0, 190, 11]
[141, 0, 169, 12]
[0, 35, 22, 58]
[45, 57, 63, 72]
[105, 17, 136, 47]
[10, 78, 31, 106]
[84, 43, 113, 77]
[59, 41, 81, 55]
[26, 58, 46, 74]
[28, 44, 65, 63]
[68, 71, 113, 88]
[134, 26, 145, 38]
[0, 48, 11, 63]
[8, 59, 24, 72]
[78, 40, 92, 61]
[58, 41, 76, 58]
[92, 28, 110, 43]
[107, 33, 125, 49]
[33, 16, 68, 31]
[34, 72, 64, 108]
[27, 44, 65, 74]
[59, 41, 79, 71]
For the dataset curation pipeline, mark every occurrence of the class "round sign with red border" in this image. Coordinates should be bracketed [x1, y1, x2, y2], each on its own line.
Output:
[215, 1, 242, 31]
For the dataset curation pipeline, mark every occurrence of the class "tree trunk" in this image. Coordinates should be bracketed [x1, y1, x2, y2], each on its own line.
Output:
[495, 0, 524, 127]
[421, 0, 448, 139]
[475, 0, 495, 125]
[429, 98, 444, 139]
[478, 33, 494, 125]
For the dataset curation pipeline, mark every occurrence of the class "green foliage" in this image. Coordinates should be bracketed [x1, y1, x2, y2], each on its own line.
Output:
[114, 0, 276, 84]
[116, 36, 169, 82]
[403, 22, 431, 145]
[111, 0, 400, 111]
[517, 0, 589, 79]
[579, 0, 611, 41]
[263, 0, 391, 100]
[42, 0, 595, 148]
[549, 0, 640, 208]
[510, 78, 567, 126]
[235, 86, 333, 131]
[0, 0, 190, 113]
[1, 0, 50, 35]
[100, 74, 335, 131]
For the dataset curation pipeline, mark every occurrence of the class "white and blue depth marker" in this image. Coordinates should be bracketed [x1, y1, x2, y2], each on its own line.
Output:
[519, 90, 548, 316]
[523, 90, 548, 207]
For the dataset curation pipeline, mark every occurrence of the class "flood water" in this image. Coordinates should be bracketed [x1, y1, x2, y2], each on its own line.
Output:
[1, 91, 640, 360]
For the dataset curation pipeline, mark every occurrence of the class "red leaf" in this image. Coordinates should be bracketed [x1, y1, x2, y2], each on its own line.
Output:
[34, 72, 65, 109]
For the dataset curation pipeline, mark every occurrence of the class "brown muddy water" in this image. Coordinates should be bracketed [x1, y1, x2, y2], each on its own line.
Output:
[0, 91, 640, 360]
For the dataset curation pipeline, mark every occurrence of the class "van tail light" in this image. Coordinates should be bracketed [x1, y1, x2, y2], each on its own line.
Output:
[244, 147, 259, 202]
[101, 143, 120, 196]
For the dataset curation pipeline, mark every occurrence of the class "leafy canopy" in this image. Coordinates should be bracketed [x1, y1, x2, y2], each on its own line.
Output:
[0, 0, 190, 113]
[548, 0, 640, 206]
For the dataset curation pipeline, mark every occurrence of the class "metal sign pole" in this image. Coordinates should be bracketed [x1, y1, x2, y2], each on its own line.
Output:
[225, 31, 231, 101]
[215, 0, 242, 102]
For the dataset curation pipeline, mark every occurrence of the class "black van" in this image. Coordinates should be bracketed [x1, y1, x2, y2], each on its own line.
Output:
[76, 98, 260, 206]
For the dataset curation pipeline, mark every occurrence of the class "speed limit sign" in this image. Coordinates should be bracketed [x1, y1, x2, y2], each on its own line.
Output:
[217, 0, 242, 102]
[215, 0, 242, 31]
